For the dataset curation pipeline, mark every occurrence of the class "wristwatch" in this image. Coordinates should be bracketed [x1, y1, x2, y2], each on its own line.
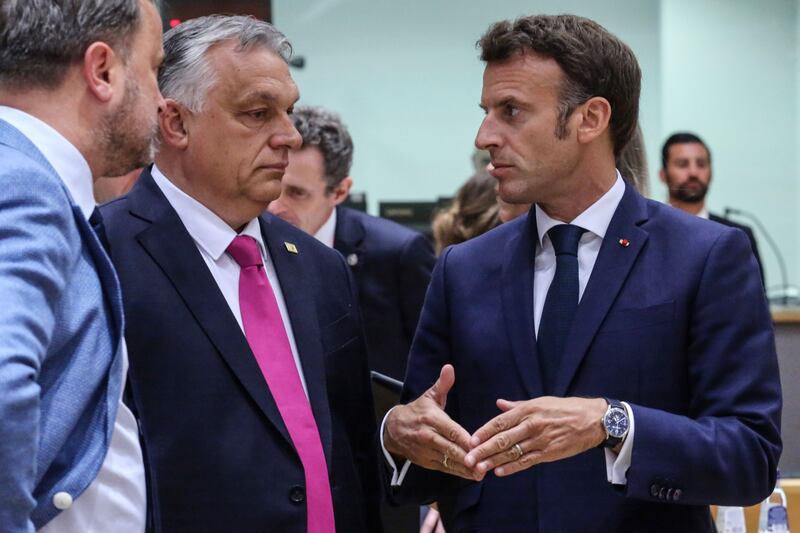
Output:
[599, 398, 629, 449]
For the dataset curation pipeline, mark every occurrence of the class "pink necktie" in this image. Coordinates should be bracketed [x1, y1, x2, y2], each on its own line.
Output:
[227, 235, 335, 533]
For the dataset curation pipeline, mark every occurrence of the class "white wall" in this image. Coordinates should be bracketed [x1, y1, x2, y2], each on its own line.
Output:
[274, 0, 797, 289]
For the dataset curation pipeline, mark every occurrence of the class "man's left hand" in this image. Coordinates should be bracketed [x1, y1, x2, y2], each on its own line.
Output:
[464, 397, 607, 477]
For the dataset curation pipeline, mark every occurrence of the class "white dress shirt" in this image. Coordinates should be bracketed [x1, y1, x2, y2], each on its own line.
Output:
[382, 172, 634, 486]
[0, 106, 146, 533]
[150, 165, 308, 396]
[313, 208, 337, 248]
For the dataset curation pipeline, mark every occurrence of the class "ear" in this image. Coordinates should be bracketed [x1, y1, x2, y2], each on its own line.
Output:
[658, 168, 667, 185]
[82, 42, 123, 103]
[575, 96, 612, 146]
[331, 176, 353, 205]
[159, 99, 190, 149]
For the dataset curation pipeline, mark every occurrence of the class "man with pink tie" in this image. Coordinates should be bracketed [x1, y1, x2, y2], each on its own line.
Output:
[100, 15, 381, 532]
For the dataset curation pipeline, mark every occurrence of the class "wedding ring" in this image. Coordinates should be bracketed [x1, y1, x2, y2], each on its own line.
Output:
[442, 454, 450, 469]
[513, 443, 524, 459]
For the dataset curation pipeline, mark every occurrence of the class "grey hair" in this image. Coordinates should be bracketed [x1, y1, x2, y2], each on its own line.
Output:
[159, 15, 292, 112]
[292, 106, 354, 193]
[0, 0, 159, 90]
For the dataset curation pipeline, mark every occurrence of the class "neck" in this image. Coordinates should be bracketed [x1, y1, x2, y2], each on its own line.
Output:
[668, 198, 705, 216]
[155, 153, 263, 232]
[538, 160, 617, 222]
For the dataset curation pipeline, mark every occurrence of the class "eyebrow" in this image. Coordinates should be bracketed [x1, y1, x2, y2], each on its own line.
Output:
[237, 90, 279, 107]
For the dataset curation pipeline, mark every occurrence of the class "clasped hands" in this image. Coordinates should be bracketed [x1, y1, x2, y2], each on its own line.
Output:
[383, 364, 609, 481]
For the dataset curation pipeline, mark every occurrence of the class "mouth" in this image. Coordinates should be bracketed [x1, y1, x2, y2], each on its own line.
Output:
[261, 161, 289, 171]
[489, 162, 514, 178]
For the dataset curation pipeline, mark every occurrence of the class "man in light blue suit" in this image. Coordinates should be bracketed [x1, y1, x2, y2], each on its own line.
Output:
[0, 1, 165, 531]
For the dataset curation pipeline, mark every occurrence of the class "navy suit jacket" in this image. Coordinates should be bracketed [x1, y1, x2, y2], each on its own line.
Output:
[101, 169, 381, 532]
[334, 206, 435, 380]
[391, 184, 781, 532]
[709, 212, 765, 288]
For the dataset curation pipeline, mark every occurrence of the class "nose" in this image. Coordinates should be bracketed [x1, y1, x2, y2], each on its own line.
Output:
[271, 115, 303, 150]
[475, 115, 499, 151]
[267, 197, 285, 216]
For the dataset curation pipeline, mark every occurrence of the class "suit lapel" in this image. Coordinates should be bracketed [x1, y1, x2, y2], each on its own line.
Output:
[260, 216, 334, 468]
[551, 184, 650, 396]
[333, 206, 365, 272]
[130, 170, 294, 447]
[501, 215, 544, 398]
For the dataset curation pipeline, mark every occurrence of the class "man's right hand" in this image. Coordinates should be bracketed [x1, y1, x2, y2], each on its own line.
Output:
[383, 364, 480, 481]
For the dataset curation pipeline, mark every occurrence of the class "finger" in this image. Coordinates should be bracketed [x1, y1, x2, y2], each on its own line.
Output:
[425, 364, 456, 409]
[435, 520, 446, 533]
[421, 508, 439, 533]
[425, 406, 473, 453]
[468, 406, 522, 448]
[414, 431, 477, 479]
[497, 398, 520, 412]
[472, 436, 539, 474]
[495, 448, 546, 477]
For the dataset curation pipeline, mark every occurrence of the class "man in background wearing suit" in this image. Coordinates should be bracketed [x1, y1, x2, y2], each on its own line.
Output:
[101, 16, 381, 532]
[382, 14, 781, 532]
[660, 132, 764, 286]
[269, 106, 435, 382]
[0, 1, 164, 531]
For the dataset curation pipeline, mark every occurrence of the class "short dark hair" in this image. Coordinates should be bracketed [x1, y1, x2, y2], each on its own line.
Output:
[478, 14, 641, 157]
[0, 0, 159, 90]
[661, 132, 711, 169]
[291, 106, 353, 193]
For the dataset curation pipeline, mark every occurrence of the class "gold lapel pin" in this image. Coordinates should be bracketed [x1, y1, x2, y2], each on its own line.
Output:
[284, 242, 298, 254]
[618, 238, 630, 248]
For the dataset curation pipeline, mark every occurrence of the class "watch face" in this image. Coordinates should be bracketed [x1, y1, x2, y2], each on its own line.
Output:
[604, 408, 629, 438]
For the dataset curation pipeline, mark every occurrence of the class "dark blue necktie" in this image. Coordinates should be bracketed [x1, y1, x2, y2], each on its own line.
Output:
[89, 207, 111, 255]
[537, 224, 586, 394]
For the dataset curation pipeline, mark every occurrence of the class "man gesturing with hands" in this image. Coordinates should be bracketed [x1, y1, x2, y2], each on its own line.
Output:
[382, 14, 781, 533]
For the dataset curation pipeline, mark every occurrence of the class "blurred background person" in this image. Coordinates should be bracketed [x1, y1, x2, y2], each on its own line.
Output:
[269, 106, 435, 383]
[432, 170, 500, 254]
[660, 131, 763, 285]
[617, 122, 649, 196]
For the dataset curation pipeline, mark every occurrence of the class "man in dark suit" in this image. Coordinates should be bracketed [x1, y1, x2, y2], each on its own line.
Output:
[660, 132, 764, 285]
[101, 16, 380, 532]
[268, 106, 435, 381]
[381, 15, 781, 532]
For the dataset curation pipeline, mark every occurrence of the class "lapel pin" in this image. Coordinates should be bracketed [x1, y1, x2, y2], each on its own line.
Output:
[346, 253, 359, 267]
[618, 238, 630, 248]
[284, 242, 298, 254]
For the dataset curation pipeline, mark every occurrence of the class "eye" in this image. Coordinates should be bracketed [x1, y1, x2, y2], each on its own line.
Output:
[249, 109, 268, 120]
[503, 103, 520, 119]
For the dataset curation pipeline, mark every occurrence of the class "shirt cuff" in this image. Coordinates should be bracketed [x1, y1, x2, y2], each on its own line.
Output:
[604, 401, 634, 485]
[380, 406, 412, 486]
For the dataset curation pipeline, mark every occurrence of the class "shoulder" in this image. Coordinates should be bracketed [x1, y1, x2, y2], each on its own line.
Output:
[709, 212, 756, 236]
[263, 213, 346, 266]
[644, 200, 741, 247]
[341, 207, 428, 249]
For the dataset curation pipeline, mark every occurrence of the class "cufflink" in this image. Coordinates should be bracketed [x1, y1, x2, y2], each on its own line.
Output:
[346, 253, 358, 266]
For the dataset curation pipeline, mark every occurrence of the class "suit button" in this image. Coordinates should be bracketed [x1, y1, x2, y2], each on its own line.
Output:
[53, 491, 73, 510]
[673, 489, 682, 501]
[289, 485, 305, 504]
[650, 484, 660, 497]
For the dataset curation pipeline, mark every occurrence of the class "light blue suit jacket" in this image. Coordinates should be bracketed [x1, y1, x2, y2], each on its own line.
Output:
[0, 119, 125, 531]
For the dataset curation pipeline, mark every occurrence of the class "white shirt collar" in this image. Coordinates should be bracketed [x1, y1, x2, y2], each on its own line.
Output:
[535, 171, 626, 247]
[150, 164, 265, 260]
[696, 207, 710, 220]
[313, 208, 337, 248]
[0, 105, 94, 219]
